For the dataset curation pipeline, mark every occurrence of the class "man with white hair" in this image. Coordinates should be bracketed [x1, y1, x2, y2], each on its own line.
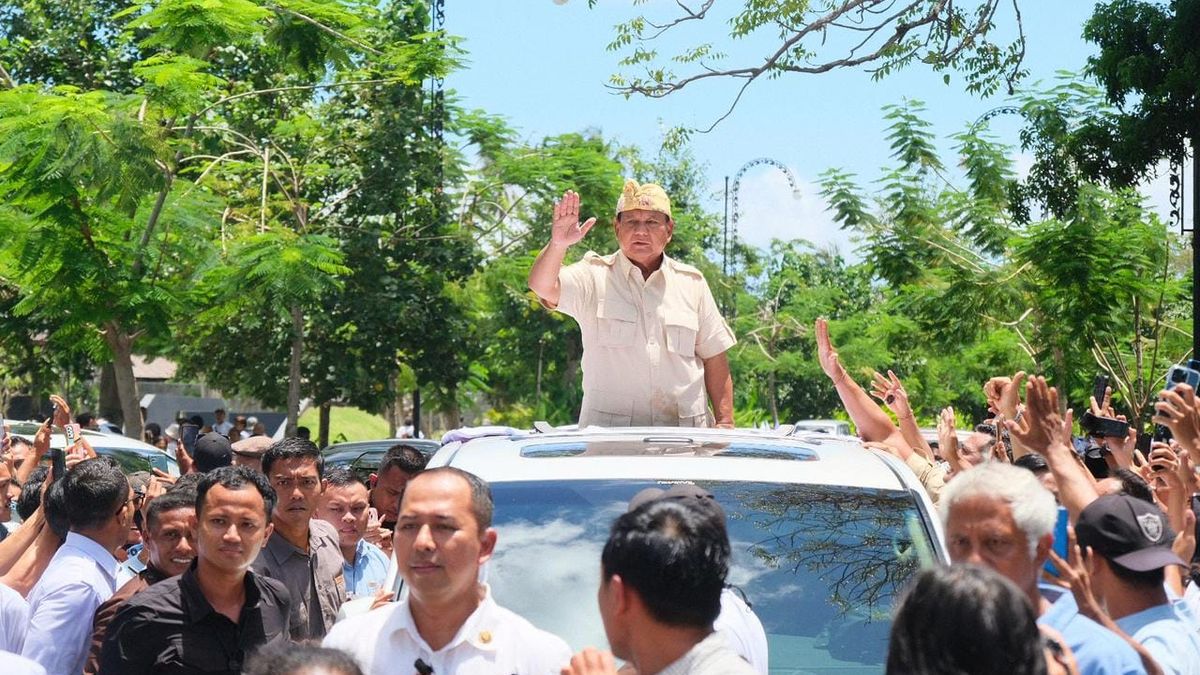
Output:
[940, 463, 1145, 675]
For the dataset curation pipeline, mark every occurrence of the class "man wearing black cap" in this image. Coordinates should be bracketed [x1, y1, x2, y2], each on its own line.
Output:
[1076, 494, 1200, 675]
[193, 433, 233, 473]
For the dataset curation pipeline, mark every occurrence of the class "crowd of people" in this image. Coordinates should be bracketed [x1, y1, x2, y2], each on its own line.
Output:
[0, 325, 1198, 674]
[0, 179, 1198, 673]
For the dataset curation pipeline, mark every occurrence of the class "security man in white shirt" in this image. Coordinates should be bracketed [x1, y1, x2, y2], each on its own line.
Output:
[323, 467, 570, 674]
[528, 181, 736, 428]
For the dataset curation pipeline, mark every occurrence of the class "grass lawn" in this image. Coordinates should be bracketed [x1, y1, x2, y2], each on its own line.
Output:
[298, 405, 391, 445]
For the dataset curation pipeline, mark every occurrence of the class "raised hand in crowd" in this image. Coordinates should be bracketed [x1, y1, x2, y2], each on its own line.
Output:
[870, 370, 934, 461]
[937, 406, 965, 475]
[1154, 383, 1200, 465]
[1005, 376, 1099, 521]
[816, 319, 946, 501]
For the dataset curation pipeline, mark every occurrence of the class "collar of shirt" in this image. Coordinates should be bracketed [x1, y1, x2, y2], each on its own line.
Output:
[179, 563, 264, 625]
[386, 584, 502, 655]
[62, 531, 120, 588]
[613, 250, 673, 286]
[263, 519, 334, 563]
[658, 631, 730, 675]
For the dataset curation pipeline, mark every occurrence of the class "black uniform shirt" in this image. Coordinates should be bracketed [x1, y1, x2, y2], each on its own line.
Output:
[97, 562, 291, 675]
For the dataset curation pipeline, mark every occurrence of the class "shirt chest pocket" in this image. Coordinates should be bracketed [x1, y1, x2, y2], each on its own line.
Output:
[664, 310, 699, 358]
[597, 299, 639, 347]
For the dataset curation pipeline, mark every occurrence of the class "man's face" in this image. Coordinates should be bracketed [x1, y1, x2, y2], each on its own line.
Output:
[146, 507, 196, 577]
[0, 462, 14, 522]
[614, 209, 674, 268]
[215, 411, 226, 424]
[959, 432, 995, 466]
[234, 417, 246, 431]
[267, 457, 322, 530]
[946, 495, 1044, 594]
[195, 484, 272, 574]
[394, 473, 495, 605]
[317, 482, 370, 550]
[371, 466, 413, 526]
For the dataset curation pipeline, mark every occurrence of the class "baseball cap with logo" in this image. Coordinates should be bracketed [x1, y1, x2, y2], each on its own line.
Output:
[1074, 494, 1184, 571]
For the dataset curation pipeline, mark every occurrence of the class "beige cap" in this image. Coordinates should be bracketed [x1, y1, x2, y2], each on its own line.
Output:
[615, 179, 672, 219]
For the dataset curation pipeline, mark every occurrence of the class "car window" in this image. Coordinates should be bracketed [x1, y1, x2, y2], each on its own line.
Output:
[488, 480, 933, 674]
[94, 448, 156, 474]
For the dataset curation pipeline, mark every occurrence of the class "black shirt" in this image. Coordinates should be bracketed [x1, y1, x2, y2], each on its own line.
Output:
[97, 562, 292, 675]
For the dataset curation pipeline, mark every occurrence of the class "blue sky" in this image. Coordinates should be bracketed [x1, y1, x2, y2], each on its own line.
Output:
[447, 2, 1171, 257]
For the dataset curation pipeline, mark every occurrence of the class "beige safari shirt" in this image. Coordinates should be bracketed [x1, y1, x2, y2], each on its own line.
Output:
[553, 250, 736, 427]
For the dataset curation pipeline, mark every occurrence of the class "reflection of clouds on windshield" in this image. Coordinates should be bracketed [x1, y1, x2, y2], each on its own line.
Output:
[491, 517, 610, 652]
[728, 536, 773, 589]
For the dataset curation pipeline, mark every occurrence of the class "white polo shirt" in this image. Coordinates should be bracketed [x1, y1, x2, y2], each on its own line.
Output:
[323, 584, 571, 675]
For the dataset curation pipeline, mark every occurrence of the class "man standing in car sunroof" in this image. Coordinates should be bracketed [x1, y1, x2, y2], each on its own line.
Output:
[528, 180, 736, 428]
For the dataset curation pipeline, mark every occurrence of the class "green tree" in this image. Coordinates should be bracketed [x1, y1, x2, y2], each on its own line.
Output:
[817, 100, 1190, 427]
[595, 0, 1029, 142]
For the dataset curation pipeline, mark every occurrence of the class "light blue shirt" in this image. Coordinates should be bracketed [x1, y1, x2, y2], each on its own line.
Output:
[343, 539, 389, 597]
[21, 532, 118, 675]
[1039, 584, 1146, 675]
[1116, 602, 1200, 675]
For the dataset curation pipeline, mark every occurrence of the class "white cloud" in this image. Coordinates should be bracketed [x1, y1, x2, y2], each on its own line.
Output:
[710, 166, 859, 262]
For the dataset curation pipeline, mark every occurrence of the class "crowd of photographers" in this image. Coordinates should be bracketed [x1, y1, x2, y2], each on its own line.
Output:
[1, 317, 1200, 674]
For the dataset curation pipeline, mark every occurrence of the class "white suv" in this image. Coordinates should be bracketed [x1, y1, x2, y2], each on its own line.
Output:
[401, 426, 947, 673]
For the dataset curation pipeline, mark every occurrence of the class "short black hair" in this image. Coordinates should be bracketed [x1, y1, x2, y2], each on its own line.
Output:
[44, 478, 70, 541]
[262, 437, 324, 478]
[8, 435, 32, 451]
[243, 644, 363, 675]
[887, 564, 1045, 675]
[408, 467, 492, 530]
[1112, 468, 1155, 504]
[61, 457, 129, 531]
[296, 426, 311, 440]
[379, 444, 428, 477]
[323, 466, 364, 489]
[169, 472, 205, 495]
[601, 498, 729, 628]
[145, 489, 197, 532]
[1013, 453, 1049, 475]
[196, 465, 277, 520]
[75, 412, 95, 426]
[17, 466, 49, 520]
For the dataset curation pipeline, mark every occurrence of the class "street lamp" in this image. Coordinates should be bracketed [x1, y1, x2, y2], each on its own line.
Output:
[723, 158, 803, 277]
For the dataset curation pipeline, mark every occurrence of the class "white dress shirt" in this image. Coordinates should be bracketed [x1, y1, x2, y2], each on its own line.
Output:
[323, 584, 571, 675]
[0, 582, 30, 652]
[22, 532, 118, 675]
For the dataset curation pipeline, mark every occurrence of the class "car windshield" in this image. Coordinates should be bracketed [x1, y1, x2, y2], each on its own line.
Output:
[487, 479, 934, 674]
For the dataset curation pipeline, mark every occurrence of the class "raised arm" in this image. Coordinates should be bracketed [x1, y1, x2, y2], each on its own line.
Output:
[870, 370, 934, 461]
[1005, 377, 1099, 522]
[815, 318, 905, 451]
[528, 190, 596, 307]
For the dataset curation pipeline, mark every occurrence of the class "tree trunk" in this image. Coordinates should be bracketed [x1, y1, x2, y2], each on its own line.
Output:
[98, 363, 123, 426]
[104, 323, 143, 440]
[287, 304, 303, 437]
[317, 400, 331, 448]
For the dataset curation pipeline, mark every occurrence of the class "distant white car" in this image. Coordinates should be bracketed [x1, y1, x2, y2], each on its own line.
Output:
[4, 421, 180, 477]
[791, 419, 854, 436]
[356, 426, 946, 671]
